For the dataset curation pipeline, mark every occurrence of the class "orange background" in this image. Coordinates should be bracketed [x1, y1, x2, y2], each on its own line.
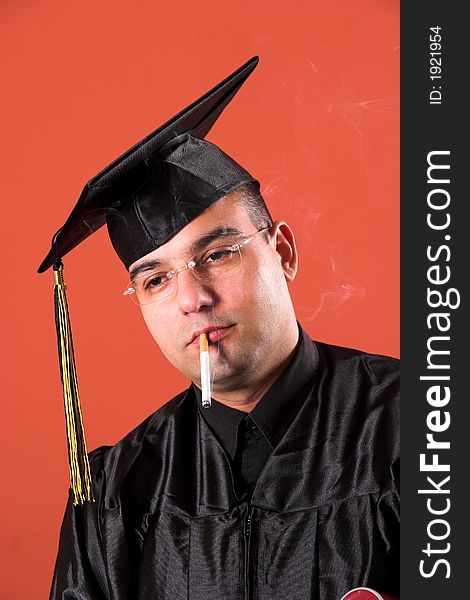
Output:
[0, 1, 399, 597]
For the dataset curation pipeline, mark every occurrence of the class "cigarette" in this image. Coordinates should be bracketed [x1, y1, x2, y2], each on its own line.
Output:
[199, 333, 211, 408]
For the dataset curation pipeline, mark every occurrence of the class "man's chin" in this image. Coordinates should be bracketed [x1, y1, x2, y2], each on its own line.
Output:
[209, 362, 254, 393]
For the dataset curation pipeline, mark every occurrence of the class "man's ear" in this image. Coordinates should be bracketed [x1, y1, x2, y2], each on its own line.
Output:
[270, 221, 298, 282]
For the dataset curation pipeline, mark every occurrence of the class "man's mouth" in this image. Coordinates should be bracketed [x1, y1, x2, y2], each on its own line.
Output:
[189, 325, 235, 346]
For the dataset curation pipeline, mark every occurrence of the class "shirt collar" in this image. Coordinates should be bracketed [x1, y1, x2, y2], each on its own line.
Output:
[194, 324, 319, 458]
[194, 388, 246, 458]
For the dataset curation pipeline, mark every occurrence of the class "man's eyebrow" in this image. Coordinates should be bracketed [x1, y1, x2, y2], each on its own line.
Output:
[189, 226, 244, 253]
[129, 259, 163, 283]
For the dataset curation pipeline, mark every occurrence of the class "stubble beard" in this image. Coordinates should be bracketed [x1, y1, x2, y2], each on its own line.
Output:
[203, 334, 270, 394]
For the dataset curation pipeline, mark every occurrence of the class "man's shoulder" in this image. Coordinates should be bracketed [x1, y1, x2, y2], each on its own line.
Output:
[313, 338, 400, 384]
[309, 339, 399, 485]
[87, 388, 191, 478]
[306, 337, 400, 422]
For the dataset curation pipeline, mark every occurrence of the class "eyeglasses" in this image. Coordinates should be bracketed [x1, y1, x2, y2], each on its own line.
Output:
[123, 227, 270, 305]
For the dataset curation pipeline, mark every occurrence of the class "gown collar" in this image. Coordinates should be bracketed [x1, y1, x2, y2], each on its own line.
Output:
[193, 324, 319, 459]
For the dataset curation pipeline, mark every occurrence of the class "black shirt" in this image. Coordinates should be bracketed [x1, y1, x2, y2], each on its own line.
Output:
[193, 326, 319, 497]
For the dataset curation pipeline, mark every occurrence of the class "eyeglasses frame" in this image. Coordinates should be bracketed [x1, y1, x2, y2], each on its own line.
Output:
[122, 226, 271, 305]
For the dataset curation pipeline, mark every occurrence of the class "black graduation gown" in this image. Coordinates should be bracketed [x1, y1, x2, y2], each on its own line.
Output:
[50, 336, 400, 600]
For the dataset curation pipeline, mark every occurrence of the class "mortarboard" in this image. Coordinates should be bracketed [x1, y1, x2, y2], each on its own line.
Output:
[38, 56, 259, 273]
[38, 56, 260, 504]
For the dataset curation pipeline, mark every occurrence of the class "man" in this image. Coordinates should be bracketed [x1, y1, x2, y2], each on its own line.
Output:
[40, 57, 399, 600]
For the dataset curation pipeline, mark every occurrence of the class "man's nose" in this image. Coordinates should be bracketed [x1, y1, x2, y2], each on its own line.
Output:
[175, 268, 215, 313]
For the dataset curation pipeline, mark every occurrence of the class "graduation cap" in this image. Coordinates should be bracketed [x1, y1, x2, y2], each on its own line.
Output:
[38, 56, 260, 504]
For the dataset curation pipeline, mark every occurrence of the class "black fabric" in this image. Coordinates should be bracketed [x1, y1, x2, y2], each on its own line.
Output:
[232, 418, 272, 497]
[38, 56, 259, 273]
[195, 326, 320, 497]
[195, 395, 272, 498]
[50, 331, 400, 600]
[194, 389, 246, 460]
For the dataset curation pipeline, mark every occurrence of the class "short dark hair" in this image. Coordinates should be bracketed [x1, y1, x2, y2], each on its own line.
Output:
[234, 182, 273, 236]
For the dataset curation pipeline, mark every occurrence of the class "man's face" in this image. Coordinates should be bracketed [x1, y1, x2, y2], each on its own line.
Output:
[128, 192, 298, 393]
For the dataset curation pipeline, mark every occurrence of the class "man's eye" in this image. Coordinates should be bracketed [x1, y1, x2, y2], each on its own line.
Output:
[143, 274, 168, 290]
[204, 248, 233, 264]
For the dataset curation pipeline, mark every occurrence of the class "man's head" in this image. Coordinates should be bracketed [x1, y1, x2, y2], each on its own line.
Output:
[37, 56, 301, 400]
[128, 185, 299, 393]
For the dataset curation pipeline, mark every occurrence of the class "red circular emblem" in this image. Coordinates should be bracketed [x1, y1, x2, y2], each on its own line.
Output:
[341, 588, 384, 600]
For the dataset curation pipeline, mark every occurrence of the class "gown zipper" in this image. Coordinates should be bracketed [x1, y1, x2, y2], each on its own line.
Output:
[244, 508, 253, 599]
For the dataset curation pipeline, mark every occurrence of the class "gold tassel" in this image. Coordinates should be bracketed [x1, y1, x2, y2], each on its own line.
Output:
[53, 263, 94, 505]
